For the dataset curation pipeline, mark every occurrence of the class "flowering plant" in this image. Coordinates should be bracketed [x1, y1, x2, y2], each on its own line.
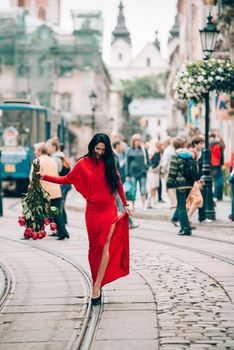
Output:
[173, 58, 234, 103]
[18, 159, 57, 240]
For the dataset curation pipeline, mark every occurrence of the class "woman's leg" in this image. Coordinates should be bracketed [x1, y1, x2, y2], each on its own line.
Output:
[92, 223, 116, 298]
[139, 176, 147, 207]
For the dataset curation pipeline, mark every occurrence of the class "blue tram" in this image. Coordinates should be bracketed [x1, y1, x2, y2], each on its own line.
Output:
[0, 100, 67, 194]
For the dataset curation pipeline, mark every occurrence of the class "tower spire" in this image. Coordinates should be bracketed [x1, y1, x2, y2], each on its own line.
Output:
[112, 1, 131, 44]
[154, 30, 161, 51]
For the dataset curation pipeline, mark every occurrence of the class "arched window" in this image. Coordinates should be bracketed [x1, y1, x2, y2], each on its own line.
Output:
[146, 58, 151, 67]
[38, 7, 46, 21]
[118, 53, 122, 61]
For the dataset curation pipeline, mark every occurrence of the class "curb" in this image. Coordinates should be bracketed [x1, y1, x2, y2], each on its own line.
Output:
[66, 205, 233, 228]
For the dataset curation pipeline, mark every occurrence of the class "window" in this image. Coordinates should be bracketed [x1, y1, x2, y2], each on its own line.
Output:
[38, 7, 46, 21]
[158, 119, 161, 127]
[59, 58, 73, 77]
[61, 93, 71, 112]
[18, 0, 26, 7]
[118, 53, 122, 61]
[18, 64, 29, 77]
[146, 58, 151, 67]
[157, 134, 161, 141]
[38, 57, 48, 77]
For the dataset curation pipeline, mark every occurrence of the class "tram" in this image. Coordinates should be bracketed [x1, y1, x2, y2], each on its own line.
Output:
[0, 100, 67, 194]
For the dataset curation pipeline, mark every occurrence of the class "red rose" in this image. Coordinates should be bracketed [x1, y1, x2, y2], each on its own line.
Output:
[25, 227, 33, 237]
[18, 216, 25, 226]
[50, 222, 57, 231]
[43, 218, 50, 226]
[32, 232, 38, 240]
[24, 231, 30, 239]
[41, 230, 46, 238]
[38, 233, 43, 239]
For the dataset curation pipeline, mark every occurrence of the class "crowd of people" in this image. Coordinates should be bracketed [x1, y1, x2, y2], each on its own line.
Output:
[29, 131, 234, 241]
[111, 131, 234, 236]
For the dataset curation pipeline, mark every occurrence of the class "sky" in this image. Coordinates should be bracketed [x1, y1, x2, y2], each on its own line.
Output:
[0, 0, 177, 63]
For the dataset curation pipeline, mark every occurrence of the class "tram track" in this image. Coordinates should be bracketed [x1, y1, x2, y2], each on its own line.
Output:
[0, 261, 12, 313]
[0, 235, 103, 350]
[66, 221, 234, 265]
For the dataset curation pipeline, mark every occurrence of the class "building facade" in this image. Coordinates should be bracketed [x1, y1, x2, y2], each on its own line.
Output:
[166, 0, 234, 159]
[109, 1, 168, 81]
[0, 6, 113, 155]
[128, 98, 169, 142]
[10, 0, 60, 25]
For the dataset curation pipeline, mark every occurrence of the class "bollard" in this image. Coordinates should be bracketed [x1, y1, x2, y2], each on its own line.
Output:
[0, 150, 2, 216]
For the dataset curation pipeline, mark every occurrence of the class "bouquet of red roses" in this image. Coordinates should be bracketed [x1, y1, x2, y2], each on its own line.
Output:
[18, 159, 57, 240]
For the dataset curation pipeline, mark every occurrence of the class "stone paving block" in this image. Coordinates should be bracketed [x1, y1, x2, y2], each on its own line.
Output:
[104, 293, 154, 303]
[96, 311, 157, 340]
[0, 342, 67, 350]
[3, 303, 83, 313]
[0, 326, 76, 343]
[91, 339, 158, 350]
[0, 311, 83, 323]
[103, 302, 156, 311]
[7, 296, 81, 306]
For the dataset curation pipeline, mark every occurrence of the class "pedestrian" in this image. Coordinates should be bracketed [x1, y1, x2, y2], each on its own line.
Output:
[167, 137, 199, 236]
[59, 143, 72, 224]
[113, 141, 139, 229]
[209, 133, 224, 201]
[47, 138, 71, 224]
[126, 134, 149, 210]
[186, 136, 205, 226]
[112, 141, 127, 183]
[161, 138, 177, 208]
[37, 133, 131, 305]
[228, 151, 234, 221]
[146, 139, 161, 208]
[31, 142, 70, 240]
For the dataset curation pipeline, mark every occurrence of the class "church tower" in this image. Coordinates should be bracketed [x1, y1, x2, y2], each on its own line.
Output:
[10, 0, 60, 26]
[111, 1, 131, 68]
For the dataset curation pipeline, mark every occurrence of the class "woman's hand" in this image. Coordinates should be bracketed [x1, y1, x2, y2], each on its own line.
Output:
[36, 171, 44, 180]
[124, 205, 132, 216]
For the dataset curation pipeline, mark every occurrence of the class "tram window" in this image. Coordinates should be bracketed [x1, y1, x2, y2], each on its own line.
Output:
[38, 111, 46, 141]
[31, 110, 38, 145]
[1, 110, 32, 147]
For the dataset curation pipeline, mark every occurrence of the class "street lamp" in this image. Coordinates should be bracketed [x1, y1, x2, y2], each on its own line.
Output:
[89, 90, 98, 133]
[199, 13, 219, 220]
[199, 13, 219, 60]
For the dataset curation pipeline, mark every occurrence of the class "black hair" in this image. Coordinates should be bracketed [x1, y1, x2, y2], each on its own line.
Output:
[87, 133, 119, 193]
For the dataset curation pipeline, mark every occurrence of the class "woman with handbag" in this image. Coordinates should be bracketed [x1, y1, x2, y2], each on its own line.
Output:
[37, 133, 131, 305]
[228, 151, 234, 221]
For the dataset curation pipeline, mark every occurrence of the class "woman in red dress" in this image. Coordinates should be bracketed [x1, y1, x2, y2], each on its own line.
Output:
[38, 133, 131, 305]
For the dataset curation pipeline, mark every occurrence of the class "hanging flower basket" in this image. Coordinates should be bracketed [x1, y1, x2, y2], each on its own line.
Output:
[173, 58, 234, 103]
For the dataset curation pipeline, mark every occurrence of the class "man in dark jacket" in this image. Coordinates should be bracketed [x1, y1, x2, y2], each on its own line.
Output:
[166, 138, 198, 236]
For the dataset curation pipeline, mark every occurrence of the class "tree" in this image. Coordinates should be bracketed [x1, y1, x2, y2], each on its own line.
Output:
[120, 73, 167, 140]
[121, 73, 167, 99]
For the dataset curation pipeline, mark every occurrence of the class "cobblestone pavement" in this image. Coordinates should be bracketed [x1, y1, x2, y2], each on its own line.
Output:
[0, 198, 234, 350]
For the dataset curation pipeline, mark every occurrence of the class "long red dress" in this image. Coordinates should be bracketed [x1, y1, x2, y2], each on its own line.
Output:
[43, 156, 129, 287]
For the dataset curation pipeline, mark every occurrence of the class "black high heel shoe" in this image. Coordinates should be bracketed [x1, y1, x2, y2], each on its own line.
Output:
[91, 290, 102, 306]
